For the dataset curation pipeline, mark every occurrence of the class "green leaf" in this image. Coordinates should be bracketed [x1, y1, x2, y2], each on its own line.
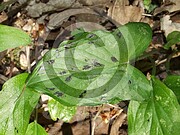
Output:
[0, 25, 32, 52]
[114, 22, 152, 60]
[26, 122, 48, 135]
[48, 97, 77, 122]
[26, 23, 152, 106]
[164, 31, 180, 50]
[128, 77, 180, 135]
[143, 0, 151, 7]
[0, 73, 40, 135]
[143, 0, 157, 12]
[164, 75, 180, 103]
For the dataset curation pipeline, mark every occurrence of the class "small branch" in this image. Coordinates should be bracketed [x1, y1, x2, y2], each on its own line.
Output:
[91, 105, 104, 135]
[26, 46, 31, 73]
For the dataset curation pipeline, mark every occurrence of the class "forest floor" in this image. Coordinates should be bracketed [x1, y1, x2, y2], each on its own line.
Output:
[0, 0, 180, 134]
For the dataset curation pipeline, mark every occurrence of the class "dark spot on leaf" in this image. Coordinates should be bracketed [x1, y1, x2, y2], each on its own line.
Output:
[64, 43, 74, 49]
[79, 90, 87, 98]
[65, 76, 72, 82]
[85, 59, 88, 62]
[46, 59, 55, 65]
[100, 96, 106, 101]
[65, 46, 69, 49]
[104, 89, 106, 92]
[87, 33, 96, 39]
[47, 87, 55, 91]
[128, 80, 132, 84]
[54, 91, 63, 97]
[93, 62, 104, 67]
[147, 119, 150, 122]
[69, 36, 75, 40]
[15, 127, 18, 133]
[116, 32, 122, 38]
[59, 71, 66, 75]
[111, 56, 118, 62]
[83, 65, 91, 70]
[64, 44, 71, 49]
[88, 41, 94, 44]
[55, 49, 60, 53]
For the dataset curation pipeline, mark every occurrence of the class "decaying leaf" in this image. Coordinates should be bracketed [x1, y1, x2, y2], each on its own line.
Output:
[0, 12, 8, 23]
[108, 0, 144, 25]
[110, 113, 127, 135]
[154, 0, 180, 15]
[47, 8, 98, 30]
[26, 0, 76, 18]
[19, 51, 28, 70]
[161, 15, 180, 37]
[78, 0, 112, 6]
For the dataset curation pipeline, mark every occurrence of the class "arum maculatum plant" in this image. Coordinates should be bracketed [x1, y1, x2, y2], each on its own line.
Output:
[0, 23, 179, 135]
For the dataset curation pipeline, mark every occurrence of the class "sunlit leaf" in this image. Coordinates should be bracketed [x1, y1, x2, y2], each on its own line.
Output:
[164, 31, 180, 50]
[164, 75, 180, 103]
[128, 77, 180, 135]
[26, 122, 47, 135]
[0, 73, 40, 135]
[0, 25, 32, 52]
[48, 97, 77, 122]
[26, 23, 152, 106]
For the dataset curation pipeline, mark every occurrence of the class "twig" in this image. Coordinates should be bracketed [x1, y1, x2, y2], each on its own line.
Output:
[107, 103, 120, 109]
[136, 50, 160, 61]
[156, 51, 180, 66]
[142, 13, 153, 17]
[26, 46, 31, 73]
[91, 105, 104, 135]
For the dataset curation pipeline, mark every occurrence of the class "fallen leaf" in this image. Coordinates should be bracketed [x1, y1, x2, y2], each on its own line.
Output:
[19, 51, 28, 70]
[78, 0, 112, 6]
[110, 113, 127, 135]
[26, 0, 76, 17]
[108, 0, 144, 25]
[47, 8, 98, 30]
[154, 0, 180, 15]
[161, 15, 180, 37]
[0, 12, 8, 23]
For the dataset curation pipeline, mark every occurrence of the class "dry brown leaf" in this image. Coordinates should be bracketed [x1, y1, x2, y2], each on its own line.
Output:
[19, 51, 28, 70]
[0, 74, 8, 84]
[0, 12, 8, 23]
[108, 0, 144, 25]
[154, 0, 180, 15]
[47, 120, 63, 135]
[78, 0, 112, 6]
[47, 8, 98, 30]
[110, 113, 127, 135]
[94, 117, 109, 134]
[70, 106, 89, 123]
[161, 15, 180, 37]
[26, 0, 76, 17]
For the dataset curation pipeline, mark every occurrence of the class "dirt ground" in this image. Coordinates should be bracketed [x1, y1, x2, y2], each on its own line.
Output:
[0, 0, 180, 134]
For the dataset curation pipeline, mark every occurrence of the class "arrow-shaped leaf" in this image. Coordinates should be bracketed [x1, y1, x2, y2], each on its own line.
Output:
[26, 23, 152, 106]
